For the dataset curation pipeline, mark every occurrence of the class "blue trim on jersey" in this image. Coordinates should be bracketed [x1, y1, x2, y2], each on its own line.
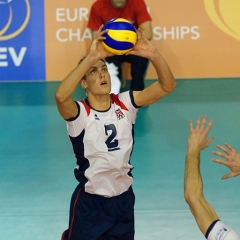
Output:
[129, 90, 140, 108]
[127, 125, 135, 178]
[69, 130, 90, 186]
[65, 101, 80, 122]
[84, 97, 111, 112]
[205, 219, 220, 239]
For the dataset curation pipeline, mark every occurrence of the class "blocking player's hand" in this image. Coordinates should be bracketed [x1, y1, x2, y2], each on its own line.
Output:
[212, 143, 240, 180]
[187, 116, 214, 154]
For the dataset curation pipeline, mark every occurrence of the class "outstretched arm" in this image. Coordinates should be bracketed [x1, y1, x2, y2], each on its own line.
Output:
[184, 116, 219, 236]
[128, 29, 176, 107]
[212, 143, 240, 180]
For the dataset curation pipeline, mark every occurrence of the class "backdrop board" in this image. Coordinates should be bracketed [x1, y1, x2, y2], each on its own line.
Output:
[0, 0, 240, 81]
[0, 0, 45, 81]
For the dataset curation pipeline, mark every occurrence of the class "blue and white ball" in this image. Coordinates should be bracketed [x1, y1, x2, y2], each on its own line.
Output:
[102, 18, 137, 55]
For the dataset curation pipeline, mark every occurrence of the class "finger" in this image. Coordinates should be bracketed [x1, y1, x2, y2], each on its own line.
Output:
[189, 120, 193, 131]
[196, 116, 201, 130]
[224, 143, 235, 152]
[205, 119, 213, 133]
[207, 137, 214, 146]
[135, 29, 142, 40]
[98, 24, 104, 32]
[222, 172, 238, 180]
[212, 150, 228, 159]
[211, 158, 228, 166]
[216, 144, 229, 154]
[222, 173, 231, 180]
[200, 115, 207, 130]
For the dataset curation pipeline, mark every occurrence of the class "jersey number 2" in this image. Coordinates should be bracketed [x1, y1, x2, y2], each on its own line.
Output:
[104, 124, 120, 152]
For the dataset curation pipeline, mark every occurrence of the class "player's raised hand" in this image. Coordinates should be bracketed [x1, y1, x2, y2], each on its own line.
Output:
[127, 29, 158, 59]
[212, 143, 240, 180]
[187, 116, 214, 153]
[89, 25, 113, 60]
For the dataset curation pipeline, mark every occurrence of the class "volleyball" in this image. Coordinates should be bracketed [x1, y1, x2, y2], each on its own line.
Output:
[102, 18, 137, 55]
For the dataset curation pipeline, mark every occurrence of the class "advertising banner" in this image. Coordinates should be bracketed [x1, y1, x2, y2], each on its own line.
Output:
[0, 0, 240, 81]
[0, 0, 45, 81]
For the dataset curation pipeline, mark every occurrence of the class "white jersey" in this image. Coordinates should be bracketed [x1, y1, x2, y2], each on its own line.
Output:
[66, 91, 139, 197]
[207, 220, 240, 240]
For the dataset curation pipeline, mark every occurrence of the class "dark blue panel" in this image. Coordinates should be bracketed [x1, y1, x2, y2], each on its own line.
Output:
[0, 0, 45, 81]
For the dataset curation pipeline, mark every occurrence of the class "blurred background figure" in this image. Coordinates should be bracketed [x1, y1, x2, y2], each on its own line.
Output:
[106, 62, 121, 94]
[87, 0, 153, 91]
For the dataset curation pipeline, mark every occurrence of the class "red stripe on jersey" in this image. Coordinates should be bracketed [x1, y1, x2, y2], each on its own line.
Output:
[80, 100, 91, 116]
[110, 94, 129, 111]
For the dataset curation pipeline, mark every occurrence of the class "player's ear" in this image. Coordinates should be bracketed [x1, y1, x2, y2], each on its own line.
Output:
[80, 78, 87, 89]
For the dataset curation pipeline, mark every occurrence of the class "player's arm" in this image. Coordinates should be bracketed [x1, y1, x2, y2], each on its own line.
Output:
[212, 143, 240, 180]
[55, 27, 112, 119]
[129, 30, 176, 107]
[55, 57, 91, 120]
[184, 116, 219, 236]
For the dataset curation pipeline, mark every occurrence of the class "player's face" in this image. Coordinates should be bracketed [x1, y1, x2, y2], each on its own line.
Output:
[83, 60, 111, 95]
[111, 0, 127, 9]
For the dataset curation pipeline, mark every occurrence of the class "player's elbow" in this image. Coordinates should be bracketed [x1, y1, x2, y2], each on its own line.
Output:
[184, 187, 202, 207]
[163, 81, 177, 93]
[55, 90, 67, 103]
[184, 189, 193, 206]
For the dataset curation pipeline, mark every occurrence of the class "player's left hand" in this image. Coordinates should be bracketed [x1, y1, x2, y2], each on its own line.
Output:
[212, 143, 240, 180]
[89, 25, 114, 60]
[126, 29, 158, 59]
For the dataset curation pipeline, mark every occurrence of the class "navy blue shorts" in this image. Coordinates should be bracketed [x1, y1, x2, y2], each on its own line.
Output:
[61, 184, 135, 240]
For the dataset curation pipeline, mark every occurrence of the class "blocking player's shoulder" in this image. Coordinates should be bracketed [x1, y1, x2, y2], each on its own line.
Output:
[206, 220, 240, 240]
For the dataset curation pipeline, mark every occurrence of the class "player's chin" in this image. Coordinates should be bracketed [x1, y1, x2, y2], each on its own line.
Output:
[99, 84, 111, 93]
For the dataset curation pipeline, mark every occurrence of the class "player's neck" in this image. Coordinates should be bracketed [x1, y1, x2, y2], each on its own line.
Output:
[87, 94, 111, 111]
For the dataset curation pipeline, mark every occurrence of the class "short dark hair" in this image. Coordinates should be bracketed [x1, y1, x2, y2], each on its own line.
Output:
[78, 57, 106, 80]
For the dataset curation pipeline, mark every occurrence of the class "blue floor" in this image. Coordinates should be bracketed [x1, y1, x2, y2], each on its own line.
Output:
[1, 79, 240, 239]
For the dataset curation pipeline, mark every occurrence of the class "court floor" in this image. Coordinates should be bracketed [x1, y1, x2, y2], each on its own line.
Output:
[0, 78, 240, 240]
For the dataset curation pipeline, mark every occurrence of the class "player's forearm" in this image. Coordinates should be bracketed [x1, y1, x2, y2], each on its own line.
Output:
[55, 55, 95, 103]
[184, 152, 204, 203]
[150, 53, 176, 93]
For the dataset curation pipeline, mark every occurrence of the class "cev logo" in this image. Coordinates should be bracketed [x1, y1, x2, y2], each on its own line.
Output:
[0, 0, 30, 67]
[0, 0, 30, 40]
[204, 0, 240, 41]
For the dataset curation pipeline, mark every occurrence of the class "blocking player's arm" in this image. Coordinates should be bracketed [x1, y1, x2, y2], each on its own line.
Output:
[184, 117, 219, 236]
[184, 152, 219, 236]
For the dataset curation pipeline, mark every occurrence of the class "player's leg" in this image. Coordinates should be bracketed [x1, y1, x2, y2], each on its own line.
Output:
[61, 230, 68, 240]
[63, 184, 104, 240]
[100, 187, 135, 240]
[129, 55, 149, 91]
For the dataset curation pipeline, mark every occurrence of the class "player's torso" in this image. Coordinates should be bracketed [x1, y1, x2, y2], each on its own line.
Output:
[69, 93, 138, 197]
